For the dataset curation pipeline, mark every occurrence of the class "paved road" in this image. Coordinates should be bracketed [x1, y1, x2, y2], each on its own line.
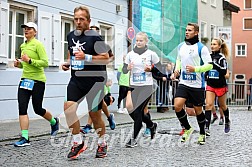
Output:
[1, 110, 252, 167]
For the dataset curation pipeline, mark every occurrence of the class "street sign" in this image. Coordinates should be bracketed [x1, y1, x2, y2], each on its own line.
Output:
[127, 27, 135, 40]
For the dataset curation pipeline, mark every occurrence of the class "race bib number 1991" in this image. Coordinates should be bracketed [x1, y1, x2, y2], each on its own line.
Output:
[182, 71, 196, 80]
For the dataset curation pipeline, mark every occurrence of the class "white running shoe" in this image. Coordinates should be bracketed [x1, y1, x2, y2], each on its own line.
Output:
[117, 108, 124, 113]
[122, 108, 128, 114]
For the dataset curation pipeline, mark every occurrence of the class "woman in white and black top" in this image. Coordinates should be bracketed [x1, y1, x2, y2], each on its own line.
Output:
[123, 32, 161, 147]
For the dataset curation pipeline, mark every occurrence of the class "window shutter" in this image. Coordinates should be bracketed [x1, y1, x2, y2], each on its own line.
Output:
[38, 11, 52, 65]
[0, 2, 9, 64]
[245, 0, 252, 8]
[244, 19, 252, 29]
[52, 14, 61, 66]
[114, 27, 124, 69]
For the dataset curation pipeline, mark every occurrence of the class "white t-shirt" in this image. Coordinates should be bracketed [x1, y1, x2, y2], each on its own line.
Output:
[177, 42, 212, 88]
[125, 49, 159, 86]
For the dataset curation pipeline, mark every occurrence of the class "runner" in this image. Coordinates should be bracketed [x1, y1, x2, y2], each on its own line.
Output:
[171, 22, 213, 145]
[123, 32, 159, 147]
[13, 22, 59, 147]
[205, 37, 231, 135]
[62, 6, 109, 159]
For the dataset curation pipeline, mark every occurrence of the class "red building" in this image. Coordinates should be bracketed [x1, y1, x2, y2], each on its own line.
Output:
[231, 0, 252, 101]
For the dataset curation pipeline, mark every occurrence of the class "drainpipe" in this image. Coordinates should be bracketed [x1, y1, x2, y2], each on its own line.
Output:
[128, 0, 132, 51]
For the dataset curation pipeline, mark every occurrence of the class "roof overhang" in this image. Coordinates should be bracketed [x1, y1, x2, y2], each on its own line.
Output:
[223, 0, 240, 13]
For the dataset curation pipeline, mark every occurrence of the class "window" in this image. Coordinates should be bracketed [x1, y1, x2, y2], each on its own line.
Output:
[245, 0, 252, 9]
[210, 0, 216, 7]
[61, 19, 74, 61]
[8, 9, 27, 60]
[200, 21, 207, 38]
[244, 18, 252, 30]
[8, 2, 36, 61]
[235, 43, 247, 57]
[210, 24, 216, 41]
[100, 24, 114, 69]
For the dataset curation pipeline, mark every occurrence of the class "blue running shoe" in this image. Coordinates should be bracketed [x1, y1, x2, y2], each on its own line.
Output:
[81, 124, 92, 134]
[14, 137, 30, 147]
[107, 113, 116, 130]
[224, 121, 230, 133]
[51, 117, 59, 136]
[143, 128, 151, 137]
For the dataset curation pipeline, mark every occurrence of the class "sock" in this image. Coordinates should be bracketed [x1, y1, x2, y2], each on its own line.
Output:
[98, 137, 106, 145]
[223, 108, 230, 123]
[205, 110, 212, 129]
[180, 122, 185, 129]
[213, 112, 217, 117]
[196, 112, 206, 135]
[175, 109, 190, 130]
[145, 112, 151, 120]
[72, 133, 83, 145]
[49, 117, 56, 126]
[21, 130, 29, 140]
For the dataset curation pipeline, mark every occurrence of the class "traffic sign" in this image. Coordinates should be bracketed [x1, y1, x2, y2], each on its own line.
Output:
[127, 27, 135, 40]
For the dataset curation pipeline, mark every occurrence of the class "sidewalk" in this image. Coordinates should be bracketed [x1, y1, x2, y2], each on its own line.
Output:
[0, 109, 176, 142]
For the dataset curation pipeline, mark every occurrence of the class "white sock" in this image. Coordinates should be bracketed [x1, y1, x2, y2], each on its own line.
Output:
[98, 137, 105, 145]
[72, 133, 83, 145]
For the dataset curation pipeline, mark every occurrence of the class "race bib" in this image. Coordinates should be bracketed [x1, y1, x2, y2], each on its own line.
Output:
[208, 69, 219, 79]
[20, 79, 35, 90]
[182, 71, 196, 80]
[133, 72, 146, 83]
[71, 56, 84, 70]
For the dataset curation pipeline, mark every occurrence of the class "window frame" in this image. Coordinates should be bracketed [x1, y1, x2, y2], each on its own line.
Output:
[8, 2, 36, 63]
[235, 43, 247, 57]
[210, 24, 216, 41]
[210, 0, 217, 7]
[8, 8, 27, 60]
[61, 17, 74, 62]
[243, 17, 252, 30]
[200, 21, 207, 38]
[99, 23, 114, 69]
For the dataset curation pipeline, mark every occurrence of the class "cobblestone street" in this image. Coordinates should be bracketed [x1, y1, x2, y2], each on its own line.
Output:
[1, 110, 252, 167]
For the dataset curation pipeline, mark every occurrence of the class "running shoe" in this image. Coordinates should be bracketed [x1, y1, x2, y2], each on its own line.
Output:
[219, 118, 224, 125]
[205, 128, 210, 137]
[179, 128, 185, 136]
[107, 113, 116, 130]
[143, 128, 151, 137]
[14, 137, 30, 147]
[224, 121, 231, 133]
[51, 117, 59, 136]
[198, 134, 206, 145]
[211, 116, 218, 124]
[96, 142, 108, 158]
[181, 127, 194, 142]
[248, 106, 251, 111]
[150, 122, 158, 139]
[67, 141, 87, 159]
[117, 108, 123, 113]
[80, 124, 92, 134]
[125, 138, 137, 148]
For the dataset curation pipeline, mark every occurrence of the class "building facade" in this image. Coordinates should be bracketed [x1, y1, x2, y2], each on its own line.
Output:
[0, 0, 128, 120]
[231, 0, 252, 101]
